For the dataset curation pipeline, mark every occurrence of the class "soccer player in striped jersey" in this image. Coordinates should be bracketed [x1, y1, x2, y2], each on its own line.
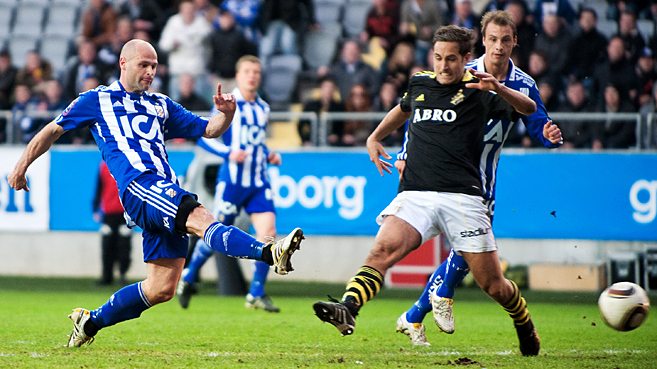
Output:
[177, 55, 283, 312]
[395, 11, 562, 349]
[8, 40, 304, 347]
[314, 25, 546, 356]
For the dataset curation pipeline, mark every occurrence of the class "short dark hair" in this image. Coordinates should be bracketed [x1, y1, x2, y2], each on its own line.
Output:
[432, 25, 475, 56]
[481, 10, 517, 39]
[579, 7, 598, 20]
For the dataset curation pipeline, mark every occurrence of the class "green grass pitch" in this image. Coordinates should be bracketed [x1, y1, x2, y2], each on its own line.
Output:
[0, 277, 655, 368]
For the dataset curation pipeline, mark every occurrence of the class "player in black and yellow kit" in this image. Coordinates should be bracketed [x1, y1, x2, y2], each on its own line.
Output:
[313, 25, 541, 356]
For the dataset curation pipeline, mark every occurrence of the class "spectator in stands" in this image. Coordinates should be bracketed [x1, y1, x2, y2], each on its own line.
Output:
[636, 47, 657, 106]
[117, 0, 166, 41]
[617, 9, 646, 65]
[593, 36, 639, 105]
[159, 0, 212, 101]
[259, 0, 319, 67]
[319, 40, 380, 102]
[558, 79, 598, 149]
[400, 0, 446, 65]
[194, 0, 220, 27]
[63, 41, 107, 102]
[99, 16, 135, 83]
[220, 0, 263, 42]
[564, 8, 609, 84]
[593, 84, 637, 149]
[533, 0, 577, 26]
[16, 51, 53, 94]
[79, 0, 118, 48]
[373, 81, 403, 146]
[527, 50, 561, 98]
[208, 10, 258, 94]
[361, 0, 401, 56]
[11, 84, 41, 144]
[534, 13, 571, 81]
[299, 76, 344, 146]
[0, 50, 17, 111]
[606, 0, 651, 21]
[639, 82, 657, 148]
[337, 83, 374, 146]
[537, 80, 560, 112]
[93, 160, 132, 286]
[451, 0, 480, 30]
[483, 0, 515, 12]
[36, 80, 69, 143]
[379, 41, 415, 96]
[178, 73, 211, 112]
[506, 0, 535, 70]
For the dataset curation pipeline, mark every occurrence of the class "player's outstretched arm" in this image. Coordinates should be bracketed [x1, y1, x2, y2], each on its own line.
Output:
[366, 105, 410, 176]
[465, 68, 536, 116]
[8, 121, 64, 192]
[204, 83, 237, 138]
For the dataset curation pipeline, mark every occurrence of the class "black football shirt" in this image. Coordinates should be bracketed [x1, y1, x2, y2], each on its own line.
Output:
[398, 70, 519, 196]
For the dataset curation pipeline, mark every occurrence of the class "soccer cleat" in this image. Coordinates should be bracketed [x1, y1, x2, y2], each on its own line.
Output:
[66, 308, 95, 347]
[269, 228, 304, 275]
[313, 298, 356, 336]
[396, 312, 431, 346]
[430, 289, 455, 334]
[176, 273, 194, 309]
[516, 318, 540, 356]
[245, 294, 280, 313]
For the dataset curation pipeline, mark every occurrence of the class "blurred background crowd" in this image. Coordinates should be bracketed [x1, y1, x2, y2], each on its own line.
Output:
[0, 0, 656, 148]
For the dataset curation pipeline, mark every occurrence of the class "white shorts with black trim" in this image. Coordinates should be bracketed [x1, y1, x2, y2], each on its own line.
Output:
[376, 191, 496, 254]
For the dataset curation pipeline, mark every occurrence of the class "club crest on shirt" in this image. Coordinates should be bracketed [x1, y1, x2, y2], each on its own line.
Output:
[155, 103, 164, 118]
[450, 89, 465, 105]
[165, 188, 177, 198]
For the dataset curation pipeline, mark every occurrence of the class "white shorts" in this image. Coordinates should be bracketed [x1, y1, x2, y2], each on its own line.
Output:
[377, 191, 496, 254]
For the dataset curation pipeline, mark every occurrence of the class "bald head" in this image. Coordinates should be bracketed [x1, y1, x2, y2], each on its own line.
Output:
[120, 39, 157, 61]
[119, 39, 158, 93]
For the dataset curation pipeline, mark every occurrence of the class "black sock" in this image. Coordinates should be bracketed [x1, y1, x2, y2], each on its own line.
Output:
[261, 244, 274, 265]
[342, 296, 360, 317]
[84, 319, 100, 337]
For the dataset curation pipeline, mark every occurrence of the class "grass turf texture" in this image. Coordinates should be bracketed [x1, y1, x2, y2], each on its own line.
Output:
[0, 277, 655, 368]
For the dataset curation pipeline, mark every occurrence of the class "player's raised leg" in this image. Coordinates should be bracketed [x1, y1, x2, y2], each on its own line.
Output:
[461, 250, 540, 356]
[314, 216, 421, 336]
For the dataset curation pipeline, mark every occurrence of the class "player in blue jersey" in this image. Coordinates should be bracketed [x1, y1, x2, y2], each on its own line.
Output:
[176, 55, 283, 312]
[394, 11, 562, 347]
[8, 39, 304, 347]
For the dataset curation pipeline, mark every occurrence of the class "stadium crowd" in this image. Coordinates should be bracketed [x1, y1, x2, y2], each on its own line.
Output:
[0, 0, 656, 148]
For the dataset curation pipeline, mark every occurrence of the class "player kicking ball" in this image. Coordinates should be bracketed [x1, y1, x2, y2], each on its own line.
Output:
[313, 25, 541, 356]
[8, 39, 304, 347]
[395, 10, 562, 349]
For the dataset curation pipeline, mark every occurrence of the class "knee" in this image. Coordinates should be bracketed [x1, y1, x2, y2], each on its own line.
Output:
[479, 279, 511, 304]
[145, 281, 177, 305]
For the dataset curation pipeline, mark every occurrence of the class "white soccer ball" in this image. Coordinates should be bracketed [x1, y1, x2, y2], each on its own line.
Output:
[598, 282, 650, 332]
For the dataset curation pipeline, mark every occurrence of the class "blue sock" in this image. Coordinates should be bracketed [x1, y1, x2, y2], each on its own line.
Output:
[90, 282, 152, 329]
[204, 222, 265, 260]
[437, 250, 470, 299]
[184, 239, 214, 284]
[248, 261, 270, 297]
[406, 261, 446, 323]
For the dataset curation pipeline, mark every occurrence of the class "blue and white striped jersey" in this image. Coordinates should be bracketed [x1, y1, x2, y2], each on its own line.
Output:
[197, 87, 271, 188]
[55, 81, 208, 196]
[398, 56, 560, 217]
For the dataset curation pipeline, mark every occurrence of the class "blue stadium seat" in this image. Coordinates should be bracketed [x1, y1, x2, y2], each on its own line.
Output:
[44, 4, 79, 37]
[0, 5, 13, 40]
[7, 35, 39, 67]
[597, 19, 618, 39]
[314, 0, 343, 27]
[262, 55, 303, 109]
[303, 30, 337, 69]
[39, 35, 72, 76]
[637, 20, 654, 43]
[11, 3, 45, 37]
[342, 0, 371, 38]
